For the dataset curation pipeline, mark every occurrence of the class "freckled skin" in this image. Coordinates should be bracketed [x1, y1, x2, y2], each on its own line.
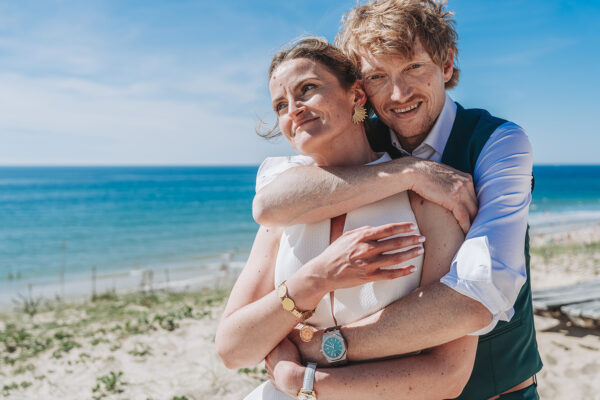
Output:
[360, 39, 453, 152]
[269, 58, 370, 166]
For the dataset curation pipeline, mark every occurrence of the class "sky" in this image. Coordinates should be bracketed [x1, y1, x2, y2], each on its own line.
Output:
[0, 0, 598, 166]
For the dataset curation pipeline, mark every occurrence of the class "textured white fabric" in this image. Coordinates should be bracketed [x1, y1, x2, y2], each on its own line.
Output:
[244, 381, 296, 400]
[246, 154, 423, 400]
[275, 190, 423, 328]
[255, 93, 533, 335]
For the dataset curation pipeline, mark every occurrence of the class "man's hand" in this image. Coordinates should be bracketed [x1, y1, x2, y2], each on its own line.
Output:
[407, 158, 477, 233]
[288, 326, 328, 366]
[265, 338, 304, 397]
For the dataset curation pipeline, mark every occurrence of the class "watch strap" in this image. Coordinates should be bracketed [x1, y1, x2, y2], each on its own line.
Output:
[302, 362, 317, 392]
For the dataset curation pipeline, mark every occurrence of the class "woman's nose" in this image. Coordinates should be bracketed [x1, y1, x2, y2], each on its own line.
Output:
[287, 100, 305, 119]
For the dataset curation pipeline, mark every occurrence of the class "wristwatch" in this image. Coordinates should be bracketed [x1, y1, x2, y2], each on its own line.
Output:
[277, 281, 314, 321]
[320, 326, 347, 365]
[297, 362, 317, 400]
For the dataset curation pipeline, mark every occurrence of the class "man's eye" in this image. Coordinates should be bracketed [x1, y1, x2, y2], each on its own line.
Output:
[367, 74, 383, 81]
[302, 84, 316, 93]
[409, 64, 422, 70]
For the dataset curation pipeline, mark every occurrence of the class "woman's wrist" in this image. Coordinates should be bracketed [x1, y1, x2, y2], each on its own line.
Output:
[286, 264, 329, 311]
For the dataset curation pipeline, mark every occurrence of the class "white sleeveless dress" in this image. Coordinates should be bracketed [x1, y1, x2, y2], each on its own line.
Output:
[244, 154, 424, 400]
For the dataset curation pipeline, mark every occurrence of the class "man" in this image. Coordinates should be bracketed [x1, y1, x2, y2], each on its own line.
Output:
[256, 1, 542, 399]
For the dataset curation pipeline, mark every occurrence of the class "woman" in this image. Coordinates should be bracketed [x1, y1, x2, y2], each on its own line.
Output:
[216, 38, 476, 400]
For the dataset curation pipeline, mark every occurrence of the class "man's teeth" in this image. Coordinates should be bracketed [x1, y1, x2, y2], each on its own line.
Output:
[393, 103, 419, 113]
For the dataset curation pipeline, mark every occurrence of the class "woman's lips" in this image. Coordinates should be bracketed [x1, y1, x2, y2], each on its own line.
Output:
[293, 116, 319, 134]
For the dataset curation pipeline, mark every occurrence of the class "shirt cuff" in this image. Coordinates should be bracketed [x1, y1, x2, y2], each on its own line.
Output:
[439, 236, 515, 336]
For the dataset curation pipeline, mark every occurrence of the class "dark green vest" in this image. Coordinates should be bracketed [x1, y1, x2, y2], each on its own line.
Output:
[367, 104, 543, 399]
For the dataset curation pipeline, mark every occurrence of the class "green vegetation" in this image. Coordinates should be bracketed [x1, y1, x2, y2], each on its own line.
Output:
[128, 343, 152, 357]
[237, 366, 268, 379]
[0, 287, 229, 389]
[1, 380, 32, 396]
[531, 241, 600, 262]
[92, 371, 127, 399]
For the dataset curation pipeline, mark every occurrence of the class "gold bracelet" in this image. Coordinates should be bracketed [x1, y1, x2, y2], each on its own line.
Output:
[277, 281, 314, 321]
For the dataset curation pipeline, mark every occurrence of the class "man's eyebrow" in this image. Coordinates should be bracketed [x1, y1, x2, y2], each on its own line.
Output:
[360, 65, 378, 74]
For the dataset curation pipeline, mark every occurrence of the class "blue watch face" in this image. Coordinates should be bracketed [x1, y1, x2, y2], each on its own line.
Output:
[323, 336, 344, 358]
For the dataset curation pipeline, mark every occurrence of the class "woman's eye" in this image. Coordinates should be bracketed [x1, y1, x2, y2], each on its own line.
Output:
[275, 103, 287, 113]
[367, 74, 383, 81]
[409, 63, 422, 70]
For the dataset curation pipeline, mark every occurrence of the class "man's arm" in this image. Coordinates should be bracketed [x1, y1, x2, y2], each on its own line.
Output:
[268, 335, 478, 400]
[293, 124, 532, 361]
[253, 156, 477, 233]
[440, 123, 534, 332]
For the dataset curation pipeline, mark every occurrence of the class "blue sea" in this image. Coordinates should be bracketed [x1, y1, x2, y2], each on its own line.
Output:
[1, 165, 599, 304]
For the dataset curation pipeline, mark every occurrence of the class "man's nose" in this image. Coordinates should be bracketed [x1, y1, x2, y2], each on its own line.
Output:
[389, 76, 413, 103]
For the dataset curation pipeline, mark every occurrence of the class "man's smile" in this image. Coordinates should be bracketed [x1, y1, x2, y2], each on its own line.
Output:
[391, 101, 422, 116]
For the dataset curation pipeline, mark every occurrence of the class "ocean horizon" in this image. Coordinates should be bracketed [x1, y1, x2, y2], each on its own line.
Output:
[1, 164, 599, 305]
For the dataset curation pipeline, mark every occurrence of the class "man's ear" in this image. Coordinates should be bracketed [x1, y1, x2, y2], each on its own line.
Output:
[351, 81, 368, 106]
[443, 49, 454, 83]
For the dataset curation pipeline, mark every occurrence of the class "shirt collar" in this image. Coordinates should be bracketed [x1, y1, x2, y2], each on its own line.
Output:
[389, 93, 457, 156]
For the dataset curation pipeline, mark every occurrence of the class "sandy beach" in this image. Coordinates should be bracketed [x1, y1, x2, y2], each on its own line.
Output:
[1, 224, 599, 400]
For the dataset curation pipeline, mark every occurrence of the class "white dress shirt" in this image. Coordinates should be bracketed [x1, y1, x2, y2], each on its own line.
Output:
[255, 93, 533, 335]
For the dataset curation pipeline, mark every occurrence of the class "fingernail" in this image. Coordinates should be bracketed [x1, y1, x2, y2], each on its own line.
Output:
[409, 266, 416, 272]
[418, 236, 426, 243]
[416, 247, 424, 255]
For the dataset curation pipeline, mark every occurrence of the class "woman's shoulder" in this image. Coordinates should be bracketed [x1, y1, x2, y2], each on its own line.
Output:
[255, 155, 315, 192]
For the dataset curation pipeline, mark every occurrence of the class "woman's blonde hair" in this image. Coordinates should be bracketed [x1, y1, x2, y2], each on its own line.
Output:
[335, 0, 460, 89]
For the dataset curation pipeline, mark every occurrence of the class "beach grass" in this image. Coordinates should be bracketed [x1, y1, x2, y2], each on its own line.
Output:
[0, 287, 233, 399]
[531, 240, 600, 261]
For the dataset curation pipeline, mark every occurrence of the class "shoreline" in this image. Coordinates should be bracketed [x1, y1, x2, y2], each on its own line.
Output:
[0, 224, 599, 399]
[2, 215, 598, 308]
[0, 253, 248, 308]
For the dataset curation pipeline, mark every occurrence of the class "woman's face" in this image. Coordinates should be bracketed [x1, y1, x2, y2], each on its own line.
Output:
[269, 58, 360, 155]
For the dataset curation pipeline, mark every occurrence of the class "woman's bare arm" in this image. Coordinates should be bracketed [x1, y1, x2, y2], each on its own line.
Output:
[216, 223, 423, 369]
[216, 225, 303, 369]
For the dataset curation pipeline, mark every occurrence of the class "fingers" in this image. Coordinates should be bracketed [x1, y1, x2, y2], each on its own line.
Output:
[466, 195, 478, 221]
[452, 175, 477, 233]
[376, 234, 425, 253]
[370, 265, 417, 281]
[369, 245, 424, 270]
[462, 177, 478, 220]
[454, 207, 471, 234]
[362, 222, 417, 240]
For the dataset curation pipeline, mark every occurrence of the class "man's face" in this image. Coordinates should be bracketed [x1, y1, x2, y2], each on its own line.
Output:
[360, 39, 453, 151]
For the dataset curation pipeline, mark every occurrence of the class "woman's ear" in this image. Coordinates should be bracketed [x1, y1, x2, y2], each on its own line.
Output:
[351, 81, 368, 106]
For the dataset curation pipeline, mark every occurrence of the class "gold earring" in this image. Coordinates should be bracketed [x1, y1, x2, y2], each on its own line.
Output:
[352, 104, 367, 124]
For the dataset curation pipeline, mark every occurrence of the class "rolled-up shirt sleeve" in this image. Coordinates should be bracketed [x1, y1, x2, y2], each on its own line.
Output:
[440, 122, 533, 335]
